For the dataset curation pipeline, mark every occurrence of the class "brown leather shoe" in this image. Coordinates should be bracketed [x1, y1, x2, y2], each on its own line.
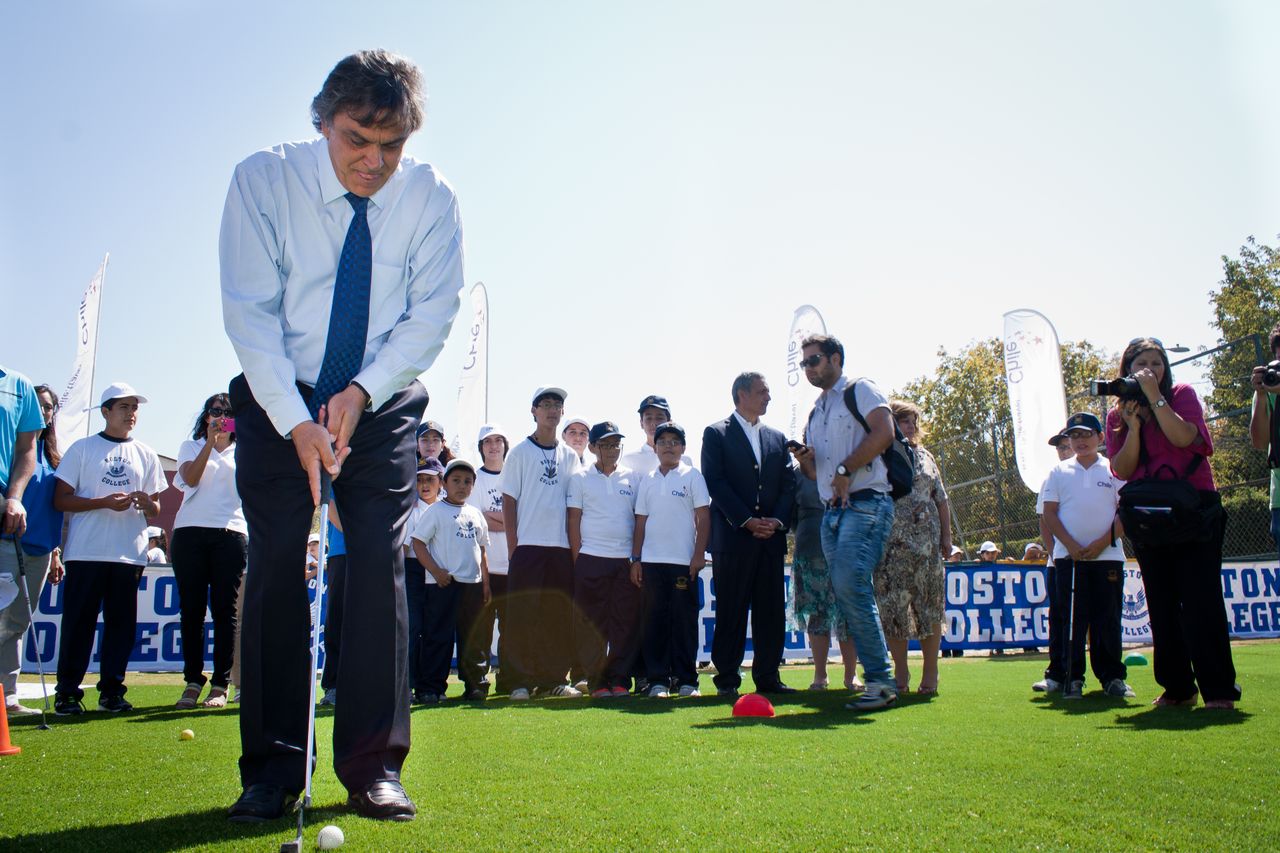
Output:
[347, 780, 417, 821]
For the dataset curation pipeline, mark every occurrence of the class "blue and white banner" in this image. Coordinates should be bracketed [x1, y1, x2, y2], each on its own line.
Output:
[23, 561, 1280, 672]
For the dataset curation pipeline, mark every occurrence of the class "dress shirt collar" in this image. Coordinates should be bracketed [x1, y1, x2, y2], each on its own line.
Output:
[732, 410, 761, 434]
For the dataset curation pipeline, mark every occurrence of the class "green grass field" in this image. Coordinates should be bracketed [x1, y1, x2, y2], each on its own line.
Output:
[2, 643, 1277, 852]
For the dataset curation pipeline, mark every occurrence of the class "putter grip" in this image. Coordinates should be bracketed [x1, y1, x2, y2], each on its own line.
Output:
[319, 469, 333, 506]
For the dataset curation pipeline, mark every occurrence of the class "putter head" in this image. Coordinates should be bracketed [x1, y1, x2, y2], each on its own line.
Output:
[278, 840, 302, 853]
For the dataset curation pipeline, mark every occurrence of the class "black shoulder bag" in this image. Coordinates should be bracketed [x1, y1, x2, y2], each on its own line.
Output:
[1116, 450, 1219, 547]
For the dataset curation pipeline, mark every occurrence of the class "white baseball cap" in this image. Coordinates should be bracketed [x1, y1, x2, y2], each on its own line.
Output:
[979, 540, 999, 553]
[477, 423, 506, 443]
[99, 382, 148, 406]
[531, 386, 567, 406]
[145, 526, 163, 539]
[308, 533, 321, 544]
[562, 416, 590, 431]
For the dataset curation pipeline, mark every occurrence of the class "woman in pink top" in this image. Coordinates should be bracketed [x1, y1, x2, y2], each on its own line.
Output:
[1104, 338, 1239, 710]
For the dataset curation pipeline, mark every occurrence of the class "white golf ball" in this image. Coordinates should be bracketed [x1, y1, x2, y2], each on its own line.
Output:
[317, 824, 344, 850]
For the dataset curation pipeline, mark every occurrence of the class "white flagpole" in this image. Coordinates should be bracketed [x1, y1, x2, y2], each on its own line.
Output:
[86, 253, 107, 439]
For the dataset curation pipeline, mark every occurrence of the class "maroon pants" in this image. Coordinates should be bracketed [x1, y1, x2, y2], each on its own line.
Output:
[573, 554, 643, 690]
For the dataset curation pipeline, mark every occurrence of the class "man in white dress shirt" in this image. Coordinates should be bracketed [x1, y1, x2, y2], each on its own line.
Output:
[220, 49, 464, 822]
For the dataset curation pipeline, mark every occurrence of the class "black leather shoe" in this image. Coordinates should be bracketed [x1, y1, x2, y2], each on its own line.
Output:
[227, 784, 298, 822]
[757, 683, 798, 695]
[348, 780, 417, 821]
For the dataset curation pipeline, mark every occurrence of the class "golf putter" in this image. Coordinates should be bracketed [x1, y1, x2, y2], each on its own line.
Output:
[281, 469, 332, 853]
[1064, 559, 1078, 699]
[12, 540, 51, 730]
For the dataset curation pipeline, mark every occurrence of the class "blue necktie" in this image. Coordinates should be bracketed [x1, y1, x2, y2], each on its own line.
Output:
[310, 193, 372, 419]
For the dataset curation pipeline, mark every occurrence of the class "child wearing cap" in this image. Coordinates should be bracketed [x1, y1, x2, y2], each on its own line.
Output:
[562, 417, 590, 465]
[410, 459, 491, 701]
[501, 386, 583, 699]
[1039, 413, 1131, 699]
[631, 422, 711, 697]
[417, 420, 454, 467]
[406, 457, 445, 703]
[567, 421, 641, 698]
[52, 382, 167, 714]
[468, 424, 510, 693]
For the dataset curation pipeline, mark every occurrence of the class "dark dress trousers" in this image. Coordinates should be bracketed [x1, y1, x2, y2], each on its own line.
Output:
[701, 415, 796, 691]
[231, 373, 424, 794]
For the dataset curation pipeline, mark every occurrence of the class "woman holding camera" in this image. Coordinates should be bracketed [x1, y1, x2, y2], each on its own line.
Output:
[1105, 338, 1238, 709]
[171, 393, 247, 709]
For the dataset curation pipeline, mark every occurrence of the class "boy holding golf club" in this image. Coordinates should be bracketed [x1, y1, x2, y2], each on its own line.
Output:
[1040, 412, 1133, 699]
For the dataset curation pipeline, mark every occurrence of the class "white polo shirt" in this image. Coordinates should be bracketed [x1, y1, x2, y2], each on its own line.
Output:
[405, 497, 432, 554]
[635, 463, 710, 565]
[502, 437, 581, 548]
[620, 442, 694, 476]
[1040, 455, 1124, 561]
[567, 465, 639, 559]
[467, 466, 508, 574]
[411, 499, 490, 584]
[57, 433, 168, 565]
[174, 438, 247, 534]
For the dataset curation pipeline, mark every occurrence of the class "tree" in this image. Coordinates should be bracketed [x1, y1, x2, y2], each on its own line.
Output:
[1205, 235, 1280, 557]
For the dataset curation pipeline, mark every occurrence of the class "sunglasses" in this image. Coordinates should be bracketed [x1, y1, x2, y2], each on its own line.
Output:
[799, 354, 827, 369]
[1128, 337, 1163, 348]
[208, 407, 233, 417]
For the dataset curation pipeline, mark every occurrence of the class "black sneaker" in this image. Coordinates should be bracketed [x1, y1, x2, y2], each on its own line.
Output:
[54, 693, 85, 716]
[98, 694, 134, 713]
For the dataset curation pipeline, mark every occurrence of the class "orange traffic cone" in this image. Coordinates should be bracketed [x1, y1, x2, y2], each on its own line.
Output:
[0, 684, 21, 755]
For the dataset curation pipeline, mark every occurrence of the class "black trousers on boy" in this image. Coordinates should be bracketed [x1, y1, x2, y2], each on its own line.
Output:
[573, 554, 642, 691]
[641, 562, 700, 688]
[505, 545, 574, 691]
[1049, 558, 1126, 686]
[55, 560, 141, 699]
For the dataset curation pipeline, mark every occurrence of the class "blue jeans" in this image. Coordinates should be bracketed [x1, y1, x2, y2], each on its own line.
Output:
[821, 493, 895, 686]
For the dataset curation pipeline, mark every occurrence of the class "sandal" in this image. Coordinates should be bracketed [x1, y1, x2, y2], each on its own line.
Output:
[1203, 699, 1235, 710]
[917, 684, 938, 696]
[1152, 691, 1198, 707]
[846, 678, 866, 694]
[203, 686, 229, 708]
[807, 679, 829, 691]
[175, 682, 203, 710]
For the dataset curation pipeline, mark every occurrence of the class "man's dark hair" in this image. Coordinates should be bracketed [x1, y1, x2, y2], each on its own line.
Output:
[311, 49, 426, 133]
[731, 371, 765, 406]
[1270, 322, 1280, 355]
[801, 334, 844, 366]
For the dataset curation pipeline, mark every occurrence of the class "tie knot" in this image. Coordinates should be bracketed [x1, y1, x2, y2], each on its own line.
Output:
[345, 192, 369, 215]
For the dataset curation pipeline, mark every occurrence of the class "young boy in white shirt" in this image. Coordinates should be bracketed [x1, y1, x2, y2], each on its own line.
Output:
[501, 387, 583, 700]
[411, 459, 491, 702]
[631, 422, 710, 698]
[567, 421, 641, 698]
[407, 457, 444, 703]
[467, 424, 509, 693]
[1041, 413, 1132, 699]
[52, 383, 167, 714]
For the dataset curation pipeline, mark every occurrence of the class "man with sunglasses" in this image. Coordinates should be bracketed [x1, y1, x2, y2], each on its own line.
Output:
[792, 335, 898, 711]
[501, 387, 583, 700]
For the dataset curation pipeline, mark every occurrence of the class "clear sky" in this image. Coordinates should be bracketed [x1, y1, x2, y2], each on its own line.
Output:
[4, 1, 1278, 461]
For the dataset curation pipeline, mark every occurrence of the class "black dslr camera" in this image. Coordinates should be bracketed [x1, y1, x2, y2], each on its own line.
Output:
[1089, 376, 1145, 402]
[1264, 360, 1280, 386]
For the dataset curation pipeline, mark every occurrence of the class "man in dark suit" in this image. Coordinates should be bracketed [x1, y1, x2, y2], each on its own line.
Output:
[701, 372, 797, 696]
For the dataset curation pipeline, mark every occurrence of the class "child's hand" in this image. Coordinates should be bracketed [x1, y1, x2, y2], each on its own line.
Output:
[433, 569, 452, 586]
[689, 555, 706, 577]
[630, 561, 643, 587]
[482, 581, 491, 604]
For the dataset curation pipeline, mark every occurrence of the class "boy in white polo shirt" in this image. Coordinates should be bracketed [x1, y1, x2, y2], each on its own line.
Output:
[411, 459, 491, 702]
[501, 386, 583, 700]
[407, 457, 444, 703]
[52, 382, 167, 714]
[631, 422, 710, 698]
[468, 424, 510, 693]
[567, 421, 641, 698]
[1041, 412, 1132, 700]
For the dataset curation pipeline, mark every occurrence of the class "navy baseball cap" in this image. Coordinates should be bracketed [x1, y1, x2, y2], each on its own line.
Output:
[417, 420, 445, 438]
[589, 421, 624, 443]
[653, 421, 686, 444]
[1047, 433, 1070, 447]
[1063, 412, 1103, 435]
[416, 458, 445, 476]
[637, 394, 671, 416]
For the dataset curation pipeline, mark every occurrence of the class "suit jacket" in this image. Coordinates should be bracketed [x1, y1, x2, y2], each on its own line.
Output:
[701, 414, 796, 557]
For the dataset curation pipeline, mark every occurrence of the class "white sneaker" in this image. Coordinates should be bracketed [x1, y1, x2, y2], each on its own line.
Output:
[1032, 677, 1062, 693]
[677, 684, 701, 697]
[541, 684, 582, 698]
[510, 688, 531, 701]
[847, 682, 897, 711]
[573, 680, 589, 693]
[647, 683, 670, 698]
[6, 700, 41, 716]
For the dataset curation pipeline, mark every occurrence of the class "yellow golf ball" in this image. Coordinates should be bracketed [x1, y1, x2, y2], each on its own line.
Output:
[179, 729, 195, 741]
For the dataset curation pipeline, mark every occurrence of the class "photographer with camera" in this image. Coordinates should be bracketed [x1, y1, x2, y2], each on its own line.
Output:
[1103, 337, 1239, 710]
[1248, 323, 1280, 562]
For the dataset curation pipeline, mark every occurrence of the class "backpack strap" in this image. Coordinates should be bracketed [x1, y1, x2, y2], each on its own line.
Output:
[842, 377, 871, 433]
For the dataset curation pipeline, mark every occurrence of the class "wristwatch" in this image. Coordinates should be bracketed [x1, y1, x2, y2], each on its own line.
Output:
[629, 555, 642, 564]
[1153, 398, 1167, 409]
[836, 464, 850, 477]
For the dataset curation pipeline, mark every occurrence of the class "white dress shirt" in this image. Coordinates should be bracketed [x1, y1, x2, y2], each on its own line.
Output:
[732, 411, 763, 465]
[220, 136, 465, 436]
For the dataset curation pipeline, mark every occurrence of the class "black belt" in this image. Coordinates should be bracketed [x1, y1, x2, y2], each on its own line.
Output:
[847, 488, 882, 502]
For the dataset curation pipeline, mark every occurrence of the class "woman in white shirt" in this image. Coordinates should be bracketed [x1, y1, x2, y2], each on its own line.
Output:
[171, 394, 248, 709]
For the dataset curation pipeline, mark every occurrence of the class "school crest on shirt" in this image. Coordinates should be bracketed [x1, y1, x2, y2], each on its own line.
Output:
[539, 458, 559, 485]
[670, 485, 689, 498]
[102, 455, 132, 488]
[456, 516, 478, 540]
